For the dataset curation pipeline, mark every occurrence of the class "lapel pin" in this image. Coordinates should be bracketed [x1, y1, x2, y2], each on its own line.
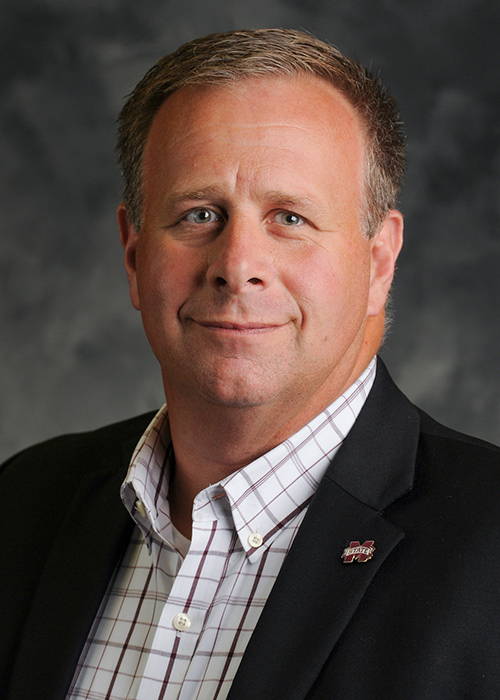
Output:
[342, 540, 375, 563]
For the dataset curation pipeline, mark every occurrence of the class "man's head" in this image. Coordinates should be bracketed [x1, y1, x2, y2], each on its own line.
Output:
[117, 28, 405, 238]
[117, 35, 404, 425]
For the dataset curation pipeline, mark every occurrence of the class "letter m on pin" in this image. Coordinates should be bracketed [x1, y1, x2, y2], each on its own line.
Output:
[341, 540, 375, 563]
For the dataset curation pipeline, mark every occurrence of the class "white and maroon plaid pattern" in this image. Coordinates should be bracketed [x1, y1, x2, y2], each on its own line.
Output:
[67, 359, 376, 700]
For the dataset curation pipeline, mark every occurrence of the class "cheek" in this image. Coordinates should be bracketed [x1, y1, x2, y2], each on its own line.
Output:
[285, 244, 371, 334]
[136, 239, 199, 312]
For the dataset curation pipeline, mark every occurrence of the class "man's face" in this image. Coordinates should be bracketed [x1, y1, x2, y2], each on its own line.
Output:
[120, 75, 401, 416]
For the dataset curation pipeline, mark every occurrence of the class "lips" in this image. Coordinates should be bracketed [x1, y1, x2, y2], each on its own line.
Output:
[195, 320, 281, 331]
[196, 321, 280, 331]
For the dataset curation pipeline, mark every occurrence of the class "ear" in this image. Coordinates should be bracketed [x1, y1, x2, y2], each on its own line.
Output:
[117, 203, 141, 310]
[367, 209, 404, 317]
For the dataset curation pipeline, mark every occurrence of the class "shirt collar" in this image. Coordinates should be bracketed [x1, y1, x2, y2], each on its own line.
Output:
[121, 358, 377, 558]
[120, 404, 172, 544]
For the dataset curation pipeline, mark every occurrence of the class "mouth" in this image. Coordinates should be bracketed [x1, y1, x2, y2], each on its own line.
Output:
[194, 320, 282, 333]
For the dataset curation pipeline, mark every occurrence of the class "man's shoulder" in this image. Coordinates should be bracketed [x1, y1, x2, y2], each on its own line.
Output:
[0, 410, 158, 482]
[375, 358, 500, 470]
[416, 406, 500, 472]
[393, 407, 500, 535]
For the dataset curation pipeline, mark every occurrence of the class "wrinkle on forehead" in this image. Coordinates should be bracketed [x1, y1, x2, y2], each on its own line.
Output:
[147, 74, 363, 152]
[148, 122, 324, 155]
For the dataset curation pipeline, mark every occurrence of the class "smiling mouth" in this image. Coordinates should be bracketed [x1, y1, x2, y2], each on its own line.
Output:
[194, 321, 282, 332]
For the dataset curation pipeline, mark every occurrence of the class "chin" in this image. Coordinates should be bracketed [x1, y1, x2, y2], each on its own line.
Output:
[195, 363, 283, 408]
[201, 381, 271, 409]
[164, 352, 297, 409]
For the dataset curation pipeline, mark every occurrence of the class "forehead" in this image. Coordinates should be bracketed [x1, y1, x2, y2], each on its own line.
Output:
[145, 73, 365, 161]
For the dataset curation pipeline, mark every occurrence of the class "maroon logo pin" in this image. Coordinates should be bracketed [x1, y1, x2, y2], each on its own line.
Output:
[341, 540, 375, 563]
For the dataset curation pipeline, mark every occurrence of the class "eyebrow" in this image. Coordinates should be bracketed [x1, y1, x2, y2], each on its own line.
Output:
[167, 186, 227, 204]
[263, 190, 322, 212]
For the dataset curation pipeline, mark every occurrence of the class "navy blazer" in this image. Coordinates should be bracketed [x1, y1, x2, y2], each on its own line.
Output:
[2, 360, 500, 699]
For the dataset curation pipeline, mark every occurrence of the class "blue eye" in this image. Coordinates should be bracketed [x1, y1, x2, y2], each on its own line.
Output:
[185, 208, 219, 224]
[276, 211, 304, 226]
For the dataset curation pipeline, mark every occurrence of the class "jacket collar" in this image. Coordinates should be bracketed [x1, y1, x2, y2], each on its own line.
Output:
[325, 357, 419, 511]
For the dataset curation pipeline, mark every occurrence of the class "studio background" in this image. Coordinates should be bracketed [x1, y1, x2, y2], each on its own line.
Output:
[2, 0, 499, 462]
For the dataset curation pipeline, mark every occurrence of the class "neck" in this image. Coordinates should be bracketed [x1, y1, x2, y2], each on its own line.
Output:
[164, 349, 379, 538]
[167, 397, 290, 538]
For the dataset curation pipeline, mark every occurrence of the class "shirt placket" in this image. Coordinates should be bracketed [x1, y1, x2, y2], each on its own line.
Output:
[136, 497, 233, 700]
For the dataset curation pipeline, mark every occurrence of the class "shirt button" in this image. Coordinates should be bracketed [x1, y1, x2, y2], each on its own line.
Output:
[248, 532, 263, 548]
[173, 612, 192, 632]
[135, 499, 146, 518]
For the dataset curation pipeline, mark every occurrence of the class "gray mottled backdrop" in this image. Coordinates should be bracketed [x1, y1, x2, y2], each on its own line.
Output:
[2, 0, 499, 462]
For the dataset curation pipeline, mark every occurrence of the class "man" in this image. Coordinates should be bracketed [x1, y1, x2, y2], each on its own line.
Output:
[1, 28, 500, 700]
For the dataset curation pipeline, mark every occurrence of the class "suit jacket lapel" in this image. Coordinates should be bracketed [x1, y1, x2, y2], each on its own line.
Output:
[6, 439, 137, 700]
[228, 359, 420, 700]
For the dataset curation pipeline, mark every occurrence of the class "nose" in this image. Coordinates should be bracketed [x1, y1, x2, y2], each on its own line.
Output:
[206, 217, 274, 293]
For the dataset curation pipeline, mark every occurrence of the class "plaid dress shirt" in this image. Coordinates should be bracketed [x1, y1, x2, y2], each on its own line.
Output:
[67, 359, 376, 700]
